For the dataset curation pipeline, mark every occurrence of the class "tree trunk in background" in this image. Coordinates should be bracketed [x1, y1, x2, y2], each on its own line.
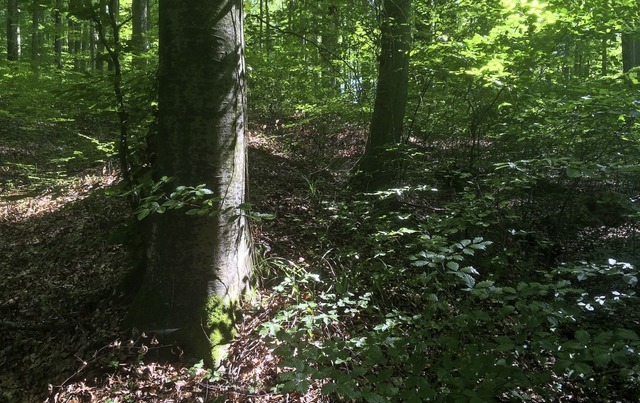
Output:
[320, 3, 339, 95]
[106, 0, 118, 71]
[132, 0, 149, 67]
[54, 0, 63, 68]
[67, 20, 74, 53]
[89, 24, 96, 72]
[356, 0, 411, 191]
[31, 3, 41, 68]
[601, 36, 608, 76]
[7, 0, 20, 61]
[622, 33, 640, 73]
[80, 22, 89, 71]
[127, 0, 252, 365]
[265, 0, 271, 52]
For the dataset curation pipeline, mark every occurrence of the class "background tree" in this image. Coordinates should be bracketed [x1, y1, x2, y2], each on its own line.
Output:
[356, 0, 412, 190]
[6, 0, 19, 60]
[126, 0, 252, 364]
[623, 34, 640, 73]
[29, 0, 43, 68]
[54, 0, 64, 68]
[131, 0, 149, 67]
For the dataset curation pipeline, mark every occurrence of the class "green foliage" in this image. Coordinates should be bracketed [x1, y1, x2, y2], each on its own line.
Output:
[244, 0, 378, 118]
[132, 177, 224, 220]
[5, 0, 640, 400]
[263, 180, 640, 399]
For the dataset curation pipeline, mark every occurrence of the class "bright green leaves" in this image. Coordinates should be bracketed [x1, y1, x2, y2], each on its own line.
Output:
[132, 178, 222, 220]
[410, 236, 491, 291]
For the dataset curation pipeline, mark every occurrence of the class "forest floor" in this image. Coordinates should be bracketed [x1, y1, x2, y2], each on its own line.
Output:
[0, 112, 364, 402]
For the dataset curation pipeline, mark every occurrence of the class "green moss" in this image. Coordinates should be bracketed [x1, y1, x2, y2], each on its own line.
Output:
[203, 296, 237, 364]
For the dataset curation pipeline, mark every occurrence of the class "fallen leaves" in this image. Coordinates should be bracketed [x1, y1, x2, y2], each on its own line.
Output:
[2, 118, 358, 402]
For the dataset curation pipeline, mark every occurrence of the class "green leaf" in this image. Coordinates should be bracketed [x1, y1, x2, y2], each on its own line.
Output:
[594, 331, 613, 344]
[593, 352, 611, 368]
[136, 208, 151, 220]
[321, 382, 338, 395]
[495, 336, 515, 352]
[575, 330, 590, 344]
[566, 167, 581, 178]
[573, 362, 592, 376]
[614, 328, 640, 341]
[458, 273, 476, 288]
[459, 239, 472, 247]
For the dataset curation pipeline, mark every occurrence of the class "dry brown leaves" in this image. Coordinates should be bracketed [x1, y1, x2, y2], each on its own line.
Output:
[1, 122, 363, 402]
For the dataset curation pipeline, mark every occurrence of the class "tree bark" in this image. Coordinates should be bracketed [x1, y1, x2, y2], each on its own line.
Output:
[132, 0, 149, 66]
[622, 33, 640, 73]
[31, 3, 42, 68]
[54, 0, 63, 68]
[89, 24, 96, 72]
[356, 0, 411, 191]
[7, 0, 20, 61]
[127, 0, 252, 365]
[320, 3, 339, 94]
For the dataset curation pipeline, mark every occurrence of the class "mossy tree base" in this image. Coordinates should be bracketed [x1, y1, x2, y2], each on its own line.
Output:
[126, 290, 241, 367]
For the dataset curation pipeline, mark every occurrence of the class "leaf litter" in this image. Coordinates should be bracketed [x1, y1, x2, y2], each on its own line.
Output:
[1, 117, 362, 402]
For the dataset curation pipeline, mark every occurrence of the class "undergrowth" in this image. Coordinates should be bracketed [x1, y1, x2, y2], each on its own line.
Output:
[253, 123, 640, 401]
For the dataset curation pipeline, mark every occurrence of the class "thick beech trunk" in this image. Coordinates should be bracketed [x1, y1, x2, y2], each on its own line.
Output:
[127, 0, 252, 364]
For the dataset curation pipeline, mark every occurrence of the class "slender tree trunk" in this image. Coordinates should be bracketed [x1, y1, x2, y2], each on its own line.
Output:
[146, 0, 152, 32]
[259, 0, 263, 48]
[132, 0, 149, 67]
[320, 3, 339, 94]
[89, 24, 96, 72]
[31, 4, 41, 68]
[106, 0, 118, 71]
[80, 22, 89, 71]
[96, 2, 105, 74]
[127, 0, 252, 365]
[67, 18, 75, 54]
[601, 36, 608, 76]
[265, 0, 271, 53]
[7, 0, 20, 61]
[356, 0, 412, 190]
[54, 0, 63, 68]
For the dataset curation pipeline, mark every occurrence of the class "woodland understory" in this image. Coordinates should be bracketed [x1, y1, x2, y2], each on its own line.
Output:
[3, 1, 640, 400]
[0, 109, 348, 402]
[2, 87, 640, 401]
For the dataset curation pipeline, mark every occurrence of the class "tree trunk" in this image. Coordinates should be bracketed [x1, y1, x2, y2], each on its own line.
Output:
[89, 24, 96, 72]
[622, 33, 640, 73]
[54, 0, 63, 68]
[132, 0, 148, 66]
[106, 0, 118, 71]
[127, 0, 252, 365]
[7, 0, 20, 61]
[356, 0, 411, 191]
[265, 0, 271, 53]
[80, 22, 89, 71]
[31, 4, 41, 68]
[320, 3, 339, 95]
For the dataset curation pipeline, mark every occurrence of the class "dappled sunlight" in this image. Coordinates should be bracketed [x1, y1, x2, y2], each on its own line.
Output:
[0, 169, 118, 222]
